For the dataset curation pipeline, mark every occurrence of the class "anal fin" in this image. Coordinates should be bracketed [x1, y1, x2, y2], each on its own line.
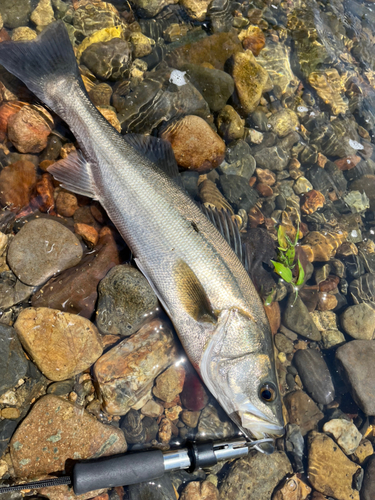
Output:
[47, 150, 98, 199]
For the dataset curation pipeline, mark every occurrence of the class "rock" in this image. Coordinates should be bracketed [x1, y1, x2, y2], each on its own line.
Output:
[180, 480, 220, 500]
[89, 83, 113, 108]
[219, 450, 292, 500]
[120, 409, 145, 445]
[306, 163, 347, 198]
[0, 0, 31, 28]
[96, 265, 158, 337]
[219, 157, 256, 181]
[158, 416, 173, 444]
[293, 348, 335, 405]
[127, 473, 177, 500]
[153, 365, 185, 402]
[272, 474, 311, 500]
[268, 109, 299, 138]
[81, 39, 131, 81]
[343, 190, 370, 214]
[11, 26, 37, 41]
[73, 3, 126, 39]
[217, 105, 244, 142]
[317, 292, 338, 311]
[55, 191, 79, 217]
[133, 0, 178, 17]
[8, 218, 82, 287]
[283, 295, 321, 341]
[0, 419, 19, 458]
[335, 155, 361, 171]
[239, 25, 265, 56]
[14, 307, 103, 382]
[283, 390, 324, 436]
[181, 410, 200, 428]
[182, 64, 234, 113]
[256, 168, 276, 186]
[340, 303, 375, 340]
[141, 399, 163, 418]
[253, 146, 289, 172]
[352, 440, 373, 464]
[180, 369, 209, 411]
[229, 51, 273, 115]
[161, 116, 225, 173]
[307, 432, 360, 500]
[323, 418, 362, 455]
[0, 160, 37, 211]
[274, 333, 294, 354]
[336, 340, 375, 415]
[219, 174, 258, 212]
[94, 319, 176, 415]
[321, 329, 345, 349]
[47, 379, 75, 396]
[0, 324, 28, 394]
[301, 231, 347, 262]
[284, 423, 304, 473]
[293, 176, 313, 195]
[311, 310, 338, 331]
[179, 0, 211, 21]
[30, 0, 55, 27]
[74, 222, 99, 248]
[349, 175, 375, 210]
[31, 229, 121, 318]
[129, 32, 153, 58]
[10, 394, 127, 478]
[196, 404, 236, 441]
[361, 454, 375, 500]
[7, 105, 52, 154]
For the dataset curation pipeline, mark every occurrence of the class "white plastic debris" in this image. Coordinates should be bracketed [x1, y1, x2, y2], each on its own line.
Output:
[169, 70, 187, 86]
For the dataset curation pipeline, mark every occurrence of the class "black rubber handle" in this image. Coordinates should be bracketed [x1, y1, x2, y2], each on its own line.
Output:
[72, 450, 165, 495]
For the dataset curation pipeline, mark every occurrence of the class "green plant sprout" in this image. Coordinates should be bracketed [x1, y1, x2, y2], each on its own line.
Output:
[267, 224, 305, 303]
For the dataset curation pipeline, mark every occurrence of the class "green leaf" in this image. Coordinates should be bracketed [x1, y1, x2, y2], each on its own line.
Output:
[296, 258, 305, 286]
[271, 260, 293, 283]
[277, 225, 288, 251]
[285, 246, 295, 267]
[264, 290, 274, 306]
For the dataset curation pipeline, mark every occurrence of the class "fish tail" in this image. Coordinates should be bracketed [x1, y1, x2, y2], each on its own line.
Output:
[0, 21, 81, 110]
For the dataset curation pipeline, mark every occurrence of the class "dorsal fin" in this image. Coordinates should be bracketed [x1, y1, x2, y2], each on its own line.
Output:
[123, 133, 180, 181]
[173, 258, 216, 324]
[47, 150, 97, 199]
[202, 206, 244, 264]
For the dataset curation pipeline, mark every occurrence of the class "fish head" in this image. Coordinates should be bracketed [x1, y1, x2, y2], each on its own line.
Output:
[200, 308, 284, 442]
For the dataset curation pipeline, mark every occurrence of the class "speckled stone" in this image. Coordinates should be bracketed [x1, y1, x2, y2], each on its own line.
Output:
[283, 390, 324, 436]
[153, 365, 186, 402]
[340, 303, 375, 340]
[10, 394, 127, 478]
[96, 265, 159, 336]
[323, 418, 362, 455]
[14, 308, 103, 382]
[267, 109, 299, 138]
[0, 0, 31, 28]
[94, 319, 177, 415]
[196, 404, 236, 441]
[8, 218, 82, 286]
[81, 38, 131, 81]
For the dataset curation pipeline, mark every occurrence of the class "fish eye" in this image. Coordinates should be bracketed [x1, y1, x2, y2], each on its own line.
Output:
[259, 383, 277, 403]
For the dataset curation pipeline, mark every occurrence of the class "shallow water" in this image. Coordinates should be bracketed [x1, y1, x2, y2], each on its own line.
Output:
[0, 0, 375, 499]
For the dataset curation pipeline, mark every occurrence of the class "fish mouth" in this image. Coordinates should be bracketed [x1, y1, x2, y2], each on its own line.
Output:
[230, 409, 285, 441]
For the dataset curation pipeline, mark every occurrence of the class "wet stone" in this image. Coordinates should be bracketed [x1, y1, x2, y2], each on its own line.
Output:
[8, 105, 52, 154]
[120, 409, 145, 445]
[323, 418, 362, 455]
[253, 145, 289, 172]
[293, 348, 335, 405]
[7, 218, 82, 287]
[153, 365, 186, 403]
[219, 450, 292, 500]
[47, 380, 75, 396]
[0, 419, 19, 458]
[0, 324, 28, 394]
[180, 480, 220, 500]
[218, 157, 256, 181]
[284, 424, 305, 473]
[30, 0, 55, 27]
[14, 307, 103, 382]
[141, 399, 163, 418]
[81, 39, 132, 81]
[96, 265, 158, 336]
[0, 160, 37, 211]
[94, 319, 177, 415]
[180, 369, 209, 411]
[282, 295, 321, 341]
[219, 174, 258, 212]
[217, 105, 244, 142]
[196, 404, 236, 441]
[321, 329, 345, 349]
[0, 0, 31, 28]
[268, 109, 299, 138]
[283, 390, 324, 436]
[361, 454, 375, 500]
[336, 340, 375, 415]
[274, 333, 294, 354]
[340, 303, 375, 340]
[307, 432, 360, 500]
[10, 394, 127, 478]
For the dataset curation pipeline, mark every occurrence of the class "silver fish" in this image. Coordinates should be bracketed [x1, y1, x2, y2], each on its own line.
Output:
[0, 22, 284, 444]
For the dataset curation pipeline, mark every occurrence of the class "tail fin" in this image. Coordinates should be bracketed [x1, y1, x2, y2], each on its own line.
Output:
[0, 21, 81, 107]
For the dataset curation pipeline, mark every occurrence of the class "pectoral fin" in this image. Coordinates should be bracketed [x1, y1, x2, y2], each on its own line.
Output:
[173, 259, 216, 324]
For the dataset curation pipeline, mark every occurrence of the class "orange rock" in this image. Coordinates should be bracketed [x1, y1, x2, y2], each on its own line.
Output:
[158, 417, 173, 444]
[0, 28, 10, 42]
[272, 474, 311, 500]
[30, 173, 55, 214]
[56, 191, 79, 217]
[161, 115, 225, 173]
[301, 231, 347, 262]
[316, 153, 328, 168]
[74, 222, 99, 248]
[39, 159, 55, 172]
[256, 168, 276, 186]
[7, 105, 52, 154]
[256, 182, 273, 197]
[317, 292, 337, 311]
[300, 190, 325, 215]
[264, 301, 280, 335]
[240, 26, 266, 56]
[0, 160, 37, 211]
[319, 275, 340, 292]
[180, 480, 220, 500]
[334, 155, 361, 171]
[153, 365, 186, 402]
[0, 101, 25, 142]
[248, 205, 264, 227]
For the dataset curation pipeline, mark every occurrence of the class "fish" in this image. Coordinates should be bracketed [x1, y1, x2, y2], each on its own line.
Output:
[0, 21, 284, 445]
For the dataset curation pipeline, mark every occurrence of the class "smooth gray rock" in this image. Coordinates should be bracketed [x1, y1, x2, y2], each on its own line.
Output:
[294, 348, 335, 405]
[0, 324, 28, 394]
[283, 294, 321, 341]
[340, 303, 375, 340]
[219, 174, 258, 212]
[336, 340, 375, 415]
[361, 454, 375, 500]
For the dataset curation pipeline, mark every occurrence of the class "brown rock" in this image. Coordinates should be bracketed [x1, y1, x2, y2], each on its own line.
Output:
[319, 275, 340, 292]
[30, 173, 55, 214]
[56, 191, 79, 217]
[256, 168, 276, 186]
[0, 101, 24, 142]
[256, 182, 273, 197]
[248, 205, 265, 227]
[141, 399, 163, 418]
[1, 407, 20, 419]
[94, 319, 177, 415]
[10, 394, 127, 478]
[74, 222, 99, 248]
[161, 116, 225, 173]
[301, 231, 347, 262]
[153, 365, 186, 402]
[0, 160, 37, 211]
[181, 409, 200, 428]
[164, 405, 182, 422]
[180, 480, 220, 500]
[334, 155, 361, 171]
[317, 292, 338, 311]
[300, 190, 325, 215]
[14, 307, 103, 381]
[216, 105, 244, 142]
[307, 432, 360, 500]
[31, 229, 121, 318]
[283, 390, 324, 436]
[240, 26, 265, 56]
[336, 241, 358, 258]
[272, 474, 311, 500]
[158, 417, 173, 444]
[7, 105, 52, 153]
[264, 301, 281, 335]
[180, 368, 209, 411]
